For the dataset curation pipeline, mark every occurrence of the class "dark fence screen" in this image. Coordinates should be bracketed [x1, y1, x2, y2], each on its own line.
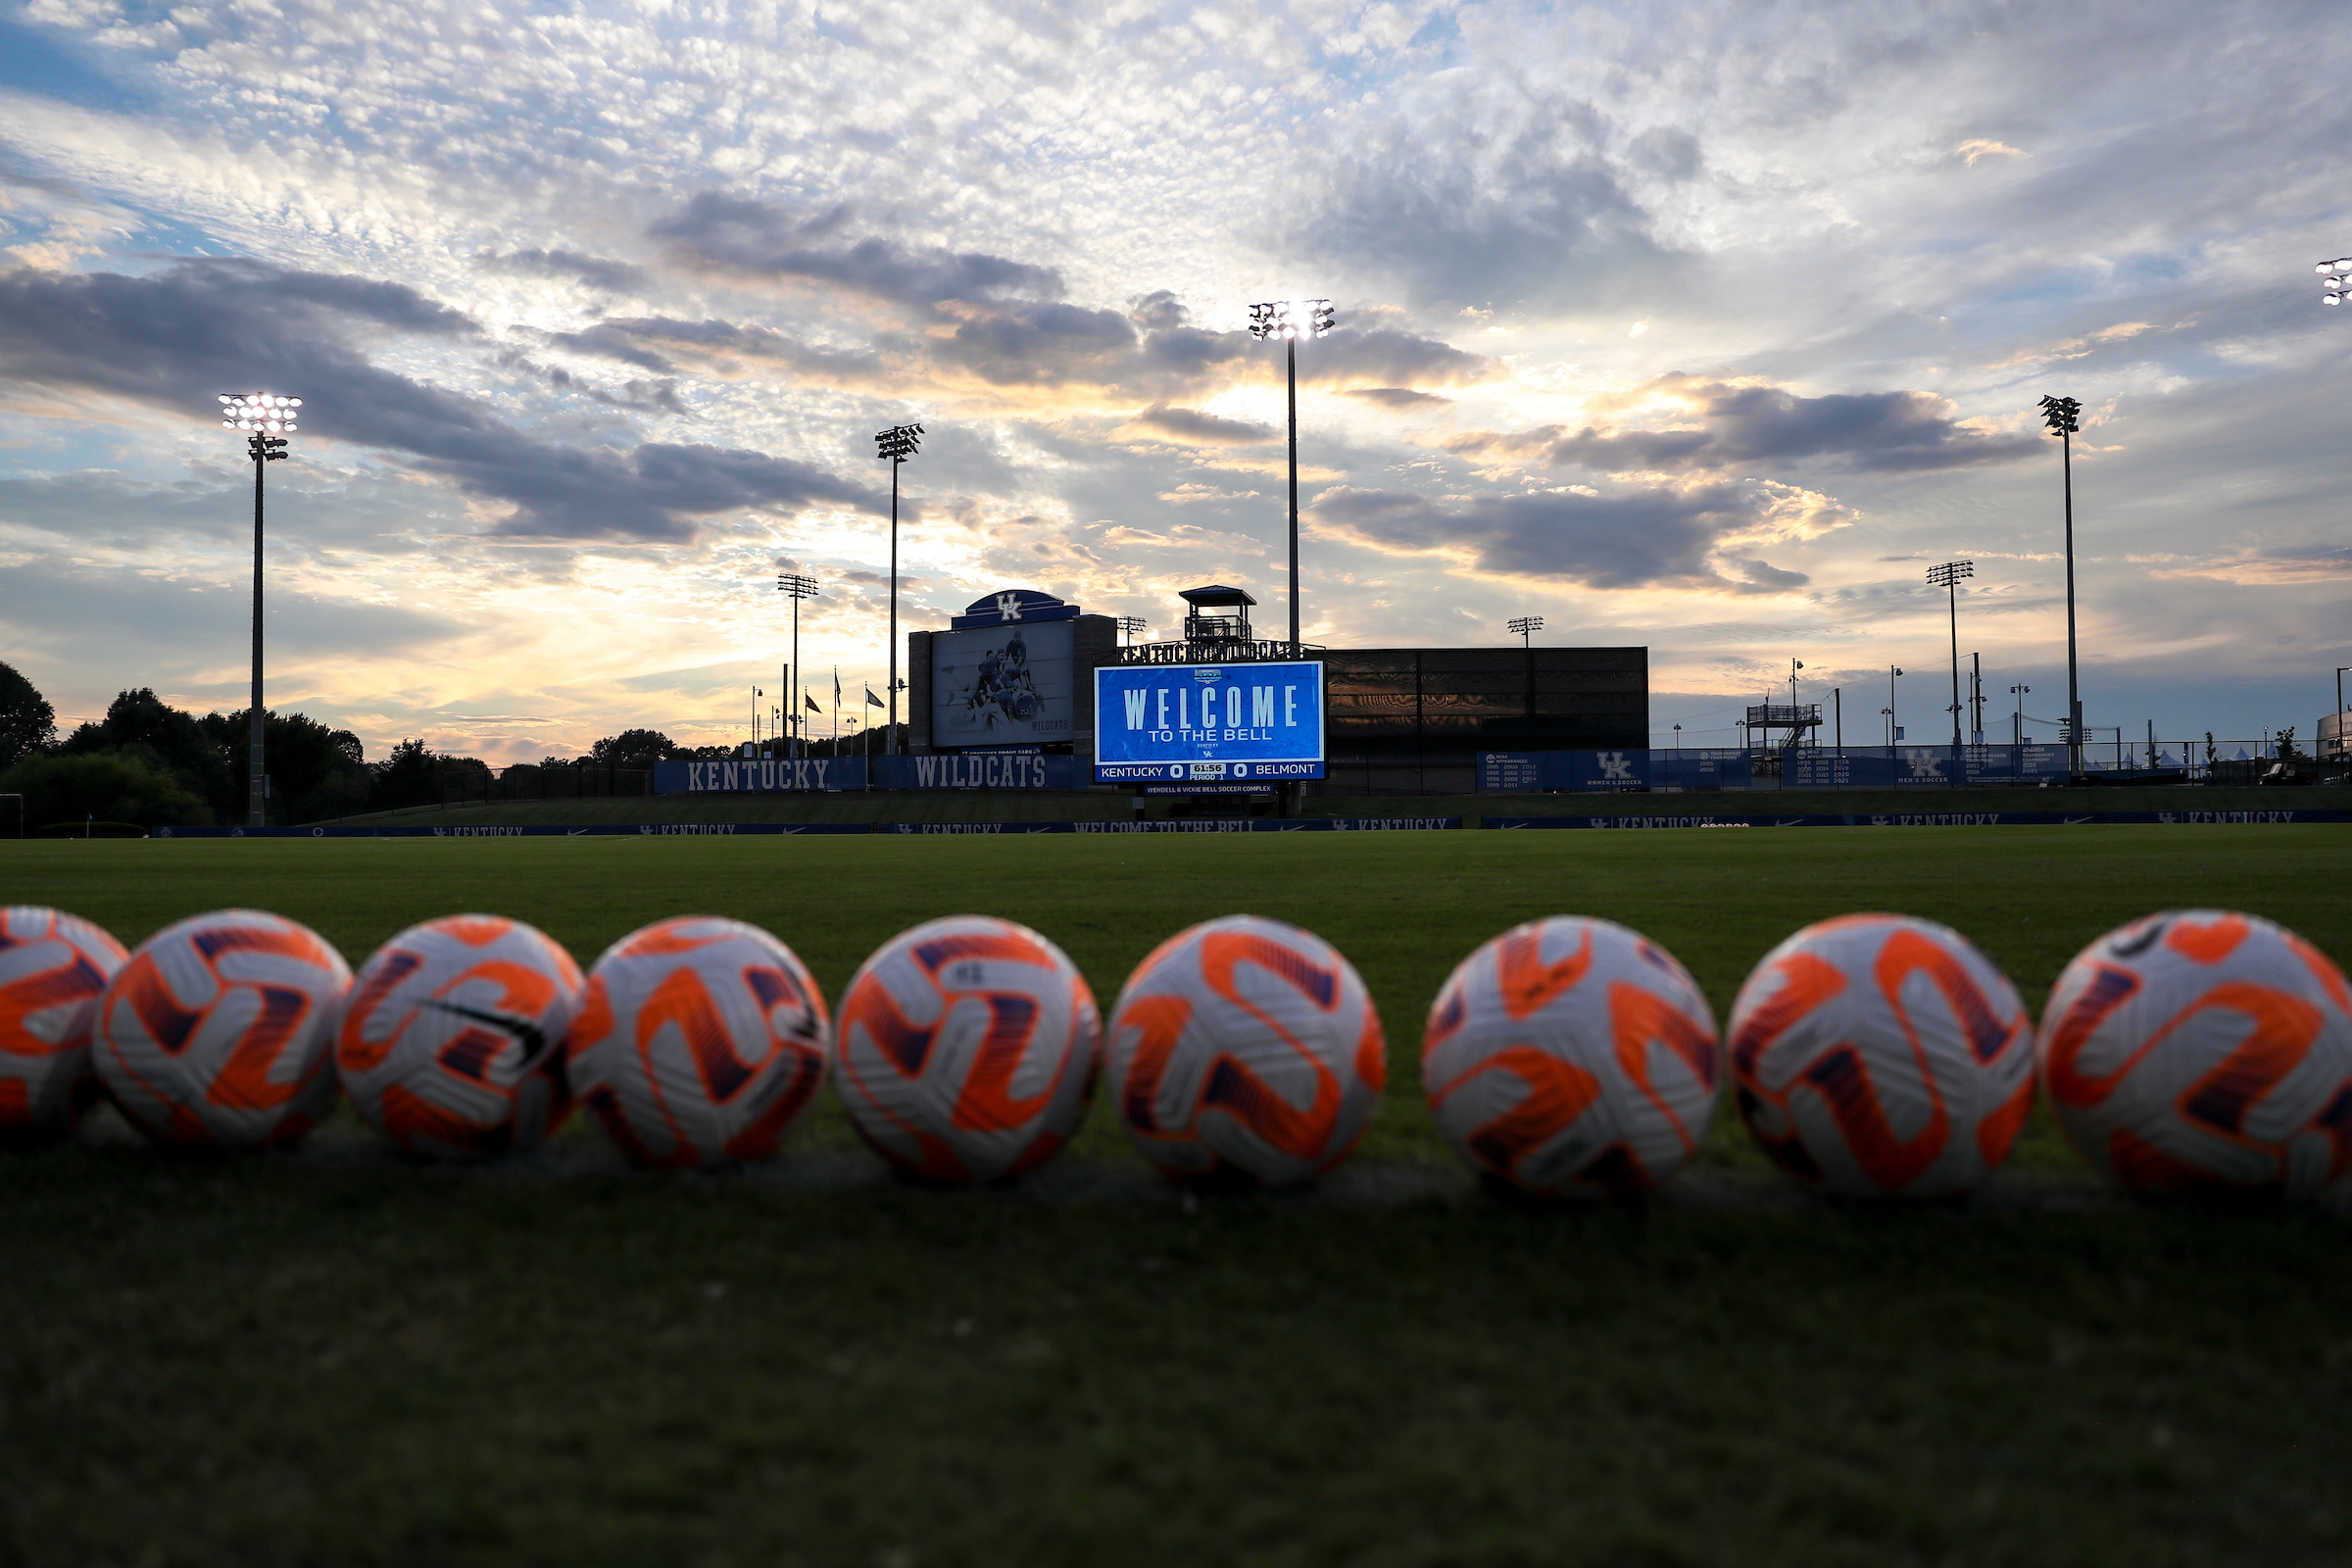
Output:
[1324, 647, 1648, 760]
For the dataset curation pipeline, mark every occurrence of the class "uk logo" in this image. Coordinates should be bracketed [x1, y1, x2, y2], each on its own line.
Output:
[1903, 749, 1945, 780]
[1598, 752, 1635, 780]
[996, 593, 1024, 621]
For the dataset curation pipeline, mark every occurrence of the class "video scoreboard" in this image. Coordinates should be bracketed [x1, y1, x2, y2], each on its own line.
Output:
[1093, 661, 1325, 785]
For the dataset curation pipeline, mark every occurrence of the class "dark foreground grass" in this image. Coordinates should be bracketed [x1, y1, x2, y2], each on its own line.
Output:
[3, 829, 2349, 1565]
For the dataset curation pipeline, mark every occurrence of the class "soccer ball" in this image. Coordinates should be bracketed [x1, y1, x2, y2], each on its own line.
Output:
[338, 914, 585, 1156]
[568, 916, 830, 1168]
[1105, 914, 1384, 1189]
[834, 915, 1097, 1183]
[0, 906, 130, 1143]
[2038, 909, 2352, 1202]
[1422, 916, 1719, 1198]
[94, 909, 351, 1148]
[1728, 913, 2033, 1198]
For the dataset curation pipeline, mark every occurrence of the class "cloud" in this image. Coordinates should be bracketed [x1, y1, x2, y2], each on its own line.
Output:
[476, 249, 650, 294]
[1450, 376, 2040, 475]
[1306, 96, 1678, 310]
[650, 193, 1063, 306]
[547, 317, 887, 387]
[1956, 139, 2031, 166]
[1343, 387, 1453, 407]
[1121, 404, 1276, 445]
[1308, 479, 1845, 590]
[0, 261, 882, 540]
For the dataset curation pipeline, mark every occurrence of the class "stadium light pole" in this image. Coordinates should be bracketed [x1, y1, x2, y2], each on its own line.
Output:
[1116, 615, 1148, 647]
[2321, 258, 2352, 307]
[1249, 298, 1336, 646]
[1886, 666, 1903, 745]
[1927, 562, 1973, 750]
[777, 572, 818, 759]
[874, 423, 922, 757]
[215, 393, 298, 827]
[1507, 615, 1543, 647]
[2039, 394, 2084, 781]
[2011, 683, 2031, 748]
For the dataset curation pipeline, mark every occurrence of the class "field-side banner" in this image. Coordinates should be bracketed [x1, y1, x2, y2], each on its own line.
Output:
[657, 758, 867, 793]
[154, 822, 874, 837]
[1480, 750, 1752, 792]
[1094, 661, 1326, 783]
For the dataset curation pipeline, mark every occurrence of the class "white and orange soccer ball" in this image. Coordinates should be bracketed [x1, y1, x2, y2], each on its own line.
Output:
[94, 909, 350, 1148]
[1728, 913, 2033, 1198]
[0, 906, 130, 1142]
[2038, 909, 2352, 1202]
[1423, 916, 1719, 1198]
[338, 914, 584, 1156]
[567, 916, 830, 1168]
[834, 915, 1097, 1183]
[1105, 914, 1384, 1189]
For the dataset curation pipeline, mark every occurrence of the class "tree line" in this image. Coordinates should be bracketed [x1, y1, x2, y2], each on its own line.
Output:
[0, 663, 741, 832]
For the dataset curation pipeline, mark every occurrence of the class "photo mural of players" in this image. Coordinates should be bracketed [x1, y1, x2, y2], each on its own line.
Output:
[930, 620, 1074, 747]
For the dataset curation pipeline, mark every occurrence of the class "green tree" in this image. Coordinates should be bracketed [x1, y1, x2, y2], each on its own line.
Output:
[0, 662, 57, 770]
[202, 709, 372, 824]
[588, 729, 677, 763]
[0, 751, 210, 831]
[367, 740, 493, 812]
[64, 688, 235, 811]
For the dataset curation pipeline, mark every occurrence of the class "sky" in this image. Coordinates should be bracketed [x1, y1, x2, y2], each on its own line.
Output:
[0, 0, 2346, 762]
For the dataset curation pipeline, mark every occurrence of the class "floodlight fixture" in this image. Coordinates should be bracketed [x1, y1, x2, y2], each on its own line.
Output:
[1507, 614, 1544, 646]
[1247, 297, 1338, 648]
[2320, 259, 2352, 305]
[777, 572, 820, 759]
[1115, 614, 1149, 646]
[873, 423, 923, 756]
[211, 393, 302, 827]
[1247, 299, 1336, 343]
[2039, 395, 2087, 777]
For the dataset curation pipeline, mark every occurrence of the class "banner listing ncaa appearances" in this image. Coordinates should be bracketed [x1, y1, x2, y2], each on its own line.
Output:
[1093, 662, 1326, 782]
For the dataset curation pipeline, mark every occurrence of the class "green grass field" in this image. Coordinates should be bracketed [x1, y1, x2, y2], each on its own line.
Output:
[4, 828, 2350, 1566]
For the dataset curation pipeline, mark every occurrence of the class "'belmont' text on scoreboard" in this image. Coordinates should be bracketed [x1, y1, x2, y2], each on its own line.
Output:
[1093, 661, 1326, 782]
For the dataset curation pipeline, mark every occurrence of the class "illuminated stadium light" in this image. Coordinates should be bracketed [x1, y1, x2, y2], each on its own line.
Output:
[211, 393, 300, 828]
[218, 392, 301, 433]
[2038, 394, 2086, 779]
[1927, 561, 1975, 749]
[2319, 258, 2352, 305]
[1247, 298, 1337, 650]
[873, 423, 923, 757]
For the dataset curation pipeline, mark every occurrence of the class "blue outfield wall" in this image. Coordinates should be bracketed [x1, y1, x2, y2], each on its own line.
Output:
[1481, 750, 1753, 792]
[654, 755, 1093, 793]
[156, 822, 875, 838]
[156, 817, 1464, 839]
[1482, 744, 2129, 791]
